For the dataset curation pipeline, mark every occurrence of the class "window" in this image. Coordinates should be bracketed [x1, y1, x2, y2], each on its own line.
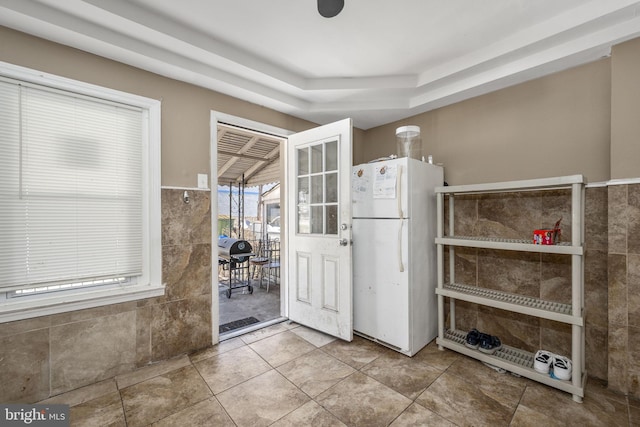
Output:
[296, 139, 338, 235]
[0, 62, 163, 322]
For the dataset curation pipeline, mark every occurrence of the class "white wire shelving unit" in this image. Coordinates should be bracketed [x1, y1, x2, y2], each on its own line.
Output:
[435, 175, 586, 402]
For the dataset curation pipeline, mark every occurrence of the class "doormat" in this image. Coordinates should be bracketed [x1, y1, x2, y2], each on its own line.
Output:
[219, 316, 260, 333]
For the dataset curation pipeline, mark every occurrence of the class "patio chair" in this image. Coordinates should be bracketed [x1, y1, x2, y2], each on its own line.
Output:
[252, 239, 280, 292]
[249, 239, 269, 285]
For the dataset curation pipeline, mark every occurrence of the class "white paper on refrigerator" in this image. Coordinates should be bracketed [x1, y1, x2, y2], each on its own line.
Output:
[373, 164, 397, 199]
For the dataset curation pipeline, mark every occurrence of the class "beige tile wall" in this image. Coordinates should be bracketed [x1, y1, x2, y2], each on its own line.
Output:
[0, 188, 213, 403]
[608, 184, 640, 397]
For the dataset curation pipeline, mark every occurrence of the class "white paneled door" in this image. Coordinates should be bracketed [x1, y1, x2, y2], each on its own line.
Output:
[287, 119, 353, 341]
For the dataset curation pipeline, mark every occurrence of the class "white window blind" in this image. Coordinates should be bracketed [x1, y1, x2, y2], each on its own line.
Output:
[0, 79, 144, 292]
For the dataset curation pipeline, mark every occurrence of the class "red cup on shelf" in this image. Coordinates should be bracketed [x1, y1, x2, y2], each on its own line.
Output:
[533, 218, 562, 245]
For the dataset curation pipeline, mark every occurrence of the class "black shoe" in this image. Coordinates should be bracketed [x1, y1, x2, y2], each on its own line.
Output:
[479, 334, 502, 354]
[465, 328, 481, 349]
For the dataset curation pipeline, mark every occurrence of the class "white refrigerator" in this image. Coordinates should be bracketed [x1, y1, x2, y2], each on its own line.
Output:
[352, 157, 443, 356]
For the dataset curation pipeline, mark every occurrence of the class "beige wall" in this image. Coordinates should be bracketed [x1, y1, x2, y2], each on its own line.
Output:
[360, 59, 612, 185]
[0, 26, 320, 188]
[611, 37, 640, 180]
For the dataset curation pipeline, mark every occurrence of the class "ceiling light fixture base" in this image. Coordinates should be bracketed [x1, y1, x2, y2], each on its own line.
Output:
[318, 0, 344, 18]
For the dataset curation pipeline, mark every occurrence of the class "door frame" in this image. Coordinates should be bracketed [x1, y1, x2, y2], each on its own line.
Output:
[210, 111, 293, 344]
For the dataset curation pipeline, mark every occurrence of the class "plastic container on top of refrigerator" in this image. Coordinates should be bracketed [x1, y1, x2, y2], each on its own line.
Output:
[396, 125, 422, 160]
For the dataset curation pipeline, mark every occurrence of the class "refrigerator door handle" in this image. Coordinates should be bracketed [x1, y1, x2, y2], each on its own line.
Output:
[398, 220, 405, 272]
[397, 165, 404, 218]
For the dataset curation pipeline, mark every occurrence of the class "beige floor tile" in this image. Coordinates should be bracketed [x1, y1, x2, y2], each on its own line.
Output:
[585, 377, 630, 405]
[216, 369, 309, 427]
[115, 355, 191, 389]
[519, 381, 630, 427]
[411, 340, 461, 372]
[24, 322, 635, 427]
[316, 371, 412, 427]
[271, 400, 346, 427]
[39, 379, 117, 407]
[389, 402, 456, 427]
[69, 391, 126, 427]
[240, 322, 288, 344]
[444, 356, 527, 410]
[290, 325, 337, 347]
[277, 349, 355, 397]
[509, 404, 567, 427]
[321, 335, 386, 369]
[280, 320, 301, 330]
[151, 397, 234, 427]
[189, 337, 245, 363]
[630, 404, 640, 426]
[120, 365, 212, 427]
[249, 330, 317, 367]
[415, 371, 515, 427]
[361, 351, 443, 400]
[194, 345, 271, 394]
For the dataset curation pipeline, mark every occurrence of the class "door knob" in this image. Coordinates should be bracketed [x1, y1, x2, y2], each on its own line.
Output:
[339, 238, 348, 246]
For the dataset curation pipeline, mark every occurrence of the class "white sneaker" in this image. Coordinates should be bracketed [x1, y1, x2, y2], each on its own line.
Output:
[533, 350, 553, 374]
[552, 355, 572, 381]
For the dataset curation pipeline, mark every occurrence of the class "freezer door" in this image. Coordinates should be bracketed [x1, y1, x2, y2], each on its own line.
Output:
[352, 218, 409, 351]
[352, 158, 409, 219]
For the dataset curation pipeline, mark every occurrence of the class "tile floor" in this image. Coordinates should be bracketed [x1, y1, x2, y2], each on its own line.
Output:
[40, 321, 637, 427]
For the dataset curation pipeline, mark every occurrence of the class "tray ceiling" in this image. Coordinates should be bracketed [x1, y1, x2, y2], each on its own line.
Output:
[1, 0, 640, 129]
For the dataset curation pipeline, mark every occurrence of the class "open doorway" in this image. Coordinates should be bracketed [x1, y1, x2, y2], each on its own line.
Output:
[211, 113, 354, 345]
[215, 121, 287, 339]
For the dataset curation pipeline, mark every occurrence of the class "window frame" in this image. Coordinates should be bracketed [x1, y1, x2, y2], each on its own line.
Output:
[0, 61, 164, 323]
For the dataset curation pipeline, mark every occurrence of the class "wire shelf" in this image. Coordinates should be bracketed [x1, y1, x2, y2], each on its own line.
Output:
[445, 329, 534, 370]
[444, 235, 572, 246]
[435, 236, 582, 255]
[443, 283, 573, 316]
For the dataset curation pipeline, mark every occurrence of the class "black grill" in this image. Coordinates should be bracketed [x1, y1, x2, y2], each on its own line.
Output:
[218, 238, 252, 262]
[218, 238, 254, 299]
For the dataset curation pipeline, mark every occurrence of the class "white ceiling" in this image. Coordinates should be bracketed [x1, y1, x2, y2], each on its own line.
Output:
[1, 0, 640, 129]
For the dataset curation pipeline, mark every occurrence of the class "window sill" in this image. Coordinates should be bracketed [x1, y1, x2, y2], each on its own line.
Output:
[0, 283, 165, 323]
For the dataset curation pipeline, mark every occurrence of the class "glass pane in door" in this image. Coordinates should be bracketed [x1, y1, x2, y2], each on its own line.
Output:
[325, 172, 337, 203]
[297, 176, 310, 234]
[325, 141, 337, 171]
[310, 175, 323, 204]
[326, 205, 338, 235]
[310, 206, 323, 234]
[296, 139, 340, 236]
[311, 144, 323, 173]
[298, 147, 309, 175]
